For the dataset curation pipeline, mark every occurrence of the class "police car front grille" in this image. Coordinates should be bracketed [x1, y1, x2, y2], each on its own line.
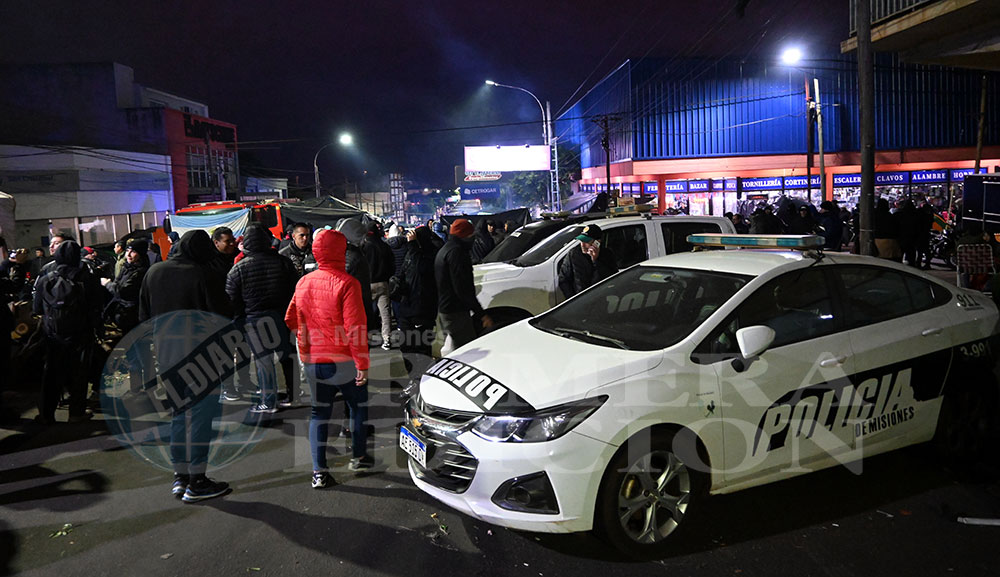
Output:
[419, 402, 479, 427]
[411, 426, 479, 493]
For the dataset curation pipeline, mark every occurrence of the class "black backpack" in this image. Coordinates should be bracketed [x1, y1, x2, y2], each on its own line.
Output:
[39, 269, 89, 342]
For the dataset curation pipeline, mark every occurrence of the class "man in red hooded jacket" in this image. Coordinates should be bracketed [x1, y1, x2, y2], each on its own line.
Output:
[285, 229, 372, 488]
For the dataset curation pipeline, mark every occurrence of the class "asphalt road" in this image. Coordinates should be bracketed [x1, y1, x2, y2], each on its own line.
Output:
[2, 341, 999, 577]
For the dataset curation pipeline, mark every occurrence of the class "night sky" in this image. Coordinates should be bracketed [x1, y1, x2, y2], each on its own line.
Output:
[0, 0, 849, 190]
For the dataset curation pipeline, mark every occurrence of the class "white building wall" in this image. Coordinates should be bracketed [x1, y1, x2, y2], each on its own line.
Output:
[0, 145, 173, 248]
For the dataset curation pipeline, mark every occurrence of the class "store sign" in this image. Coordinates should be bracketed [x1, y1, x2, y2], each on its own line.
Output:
[460, 184, 501, 200]
[742, 177, 783, 191]
[833, 173, 862, 186]
[663, 180, 688, 193]
[183, 114, 236, 143]
[464, 171, 502, 182]
[688, 180, 711, 192]
[643, 182, 658, 195]
[952, 168, 986, 181]
[911, 170, 948, 183]
[783, 175, 821, 188]
[875, 171, 910, 185]
[724, 179, 737, 191]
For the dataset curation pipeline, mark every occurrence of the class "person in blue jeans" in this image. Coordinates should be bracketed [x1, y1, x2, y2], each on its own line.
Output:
[285, 229, 372, 489]
[306, 361, 369, 479]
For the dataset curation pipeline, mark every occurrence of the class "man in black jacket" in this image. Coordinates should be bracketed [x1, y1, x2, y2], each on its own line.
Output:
[361, 221, 395, 350]
[33, 240, 104, 424]
[226, 224, 298, 413]
[558, 224, 619, 299]
[139, 230, 232, 503]
[434, 219, 493, 351]
[278, 223, 312, 277]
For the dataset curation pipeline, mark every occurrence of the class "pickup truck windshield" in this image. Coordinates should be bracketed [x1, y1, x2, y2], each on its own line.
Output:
[515, 225, 584, 267]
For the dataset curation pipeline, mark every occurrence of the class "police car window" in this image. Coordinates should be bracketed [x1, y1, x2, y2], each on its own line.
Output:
[694, 268, 835, 361]
[837, 266, 945, 326]
[602, 224, 648, 269]
[661, 222, 725, 254]
[532, 266, 748, 351]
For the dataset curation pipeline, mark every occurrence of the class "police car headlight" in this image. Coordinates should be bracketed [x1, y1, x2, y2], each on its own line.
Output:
[471, 396, 607, 443]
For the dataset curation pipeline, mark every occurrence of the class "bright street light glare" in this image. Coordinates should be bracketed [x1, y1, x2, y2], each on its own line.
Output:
[485, 80, 496, 86]
[339, 133, 353, 146]
[781, 47, 803, 65]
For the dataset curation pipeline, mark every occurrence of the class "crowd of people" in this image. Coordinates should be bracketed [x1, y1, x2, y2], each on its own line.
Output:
[728, 196, 949, 267]
[0, 215, 501, 500]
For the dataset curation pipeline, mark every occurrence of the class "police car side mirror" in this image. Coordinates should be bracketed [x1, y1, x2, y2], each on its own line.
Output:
[732, 325, 775, 372]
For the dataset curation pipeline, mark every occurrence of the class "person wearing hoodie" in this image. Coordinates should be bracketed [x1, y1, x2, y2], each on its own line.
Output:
[361, 221, 395, 350]
[138, 229, 233, 503]
[226, 224, 298, 413]
[104, 238, 153, 397]
[285, 229, 373, 487]
[397, 226, 440, 383]
[470, 218, 495, 264]
[33, 239, 104, 424]
[335, 219, 374, 333]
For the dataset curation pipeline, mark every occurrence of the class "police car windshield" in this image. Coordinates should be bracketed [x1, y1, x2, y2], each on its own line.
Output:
[515, 225, 585, 267]
[532, 266, 750, 351]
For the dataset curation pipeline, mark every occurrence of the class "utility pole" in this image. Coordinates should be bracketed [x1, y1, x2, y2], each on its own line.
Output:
[814, 78, 826, 203]
[975, 75, 988, 173]
[857, 0, 876, 256]
[592, 115, 620, 206]
[547, 101, 561, 211]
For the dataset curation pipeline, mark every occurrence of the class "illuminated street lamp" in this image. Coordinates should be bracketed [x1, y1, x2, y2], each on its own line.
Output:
[313, 132, 354, 198]
[780, 47, 825, 205]
[781, 47, 803, 65]
[485, 80, 561, 210]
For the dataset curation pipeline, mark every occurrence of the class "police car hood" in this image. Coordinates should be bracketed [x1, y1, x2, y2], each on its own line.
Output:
[418, 321, 661, 414]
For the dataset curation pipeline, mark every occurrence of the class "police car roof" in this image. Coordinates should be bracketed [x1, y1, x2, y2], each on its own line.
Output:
[642, 249, 813, 277]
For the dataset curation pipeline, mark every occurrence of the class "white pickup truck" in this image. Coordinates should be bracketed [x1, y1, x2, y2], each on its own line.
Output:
[474, 214, 737, 324]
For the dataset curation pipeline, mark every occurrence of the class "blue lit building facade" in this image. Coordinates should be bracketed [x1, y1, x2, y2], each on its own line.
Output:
[558, 55, 1000, 214]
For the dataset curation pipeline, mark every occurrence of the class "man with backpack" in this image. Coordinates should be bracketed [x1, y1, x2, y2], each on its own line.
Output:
[32, 239, 103, 424]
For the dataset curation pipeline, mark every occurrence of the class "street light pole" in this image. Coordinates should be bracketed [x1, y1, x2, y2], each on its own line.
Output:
[485, 80, 560, 210]
[814, 78, 826, 202]
[313, 142, 337, 198]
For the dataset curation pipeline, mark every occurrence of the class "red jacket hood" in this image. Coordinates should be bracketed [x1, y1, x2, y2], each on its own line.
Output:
[312, 229, 347, 271]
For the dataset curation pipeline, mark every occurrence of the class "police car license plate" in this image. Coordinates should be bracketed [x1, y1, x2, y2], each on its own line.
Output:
[399, 425, 427, 468]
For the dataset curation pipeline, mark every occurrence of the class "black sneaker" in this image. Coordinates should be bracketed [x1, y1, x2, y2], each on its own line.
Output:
[249, 403, 278, 414]
[311, 471, 334, 489]
[349, 455, 374, 471]
[181, 476, 230, 503]
[171, 474, 190, 499]
[222, 390, 242, 402]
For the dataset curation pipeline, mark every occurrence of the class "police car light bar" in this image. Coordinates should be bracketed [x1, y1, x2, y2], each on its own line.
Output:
[687, 234, 825, 249]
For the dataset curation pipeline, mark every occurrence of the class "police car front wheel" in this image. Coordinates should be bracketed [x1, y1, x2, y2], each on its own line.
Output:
[595, 430, 707, 558]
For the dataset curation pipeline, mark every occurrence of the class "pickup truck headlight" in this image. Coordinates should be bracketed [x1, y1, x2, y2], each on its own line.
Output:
[471, 396, 607, 443]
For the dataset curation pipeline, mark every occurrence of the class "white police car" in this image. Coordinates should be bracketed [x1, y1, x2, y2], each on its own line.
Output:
[400, 235, 999, 557]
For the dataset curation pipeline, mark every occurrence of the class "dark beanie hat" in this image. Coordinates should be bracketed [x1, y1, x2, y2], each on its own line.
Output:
[449, 219, 475, 239]
[128, 238, 149, 254]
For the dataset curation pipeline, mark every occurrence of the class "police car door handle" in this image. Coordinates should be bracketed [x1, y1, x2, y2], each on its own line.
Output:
[921, 328, 943, 337]
[819, 356, 847, 367]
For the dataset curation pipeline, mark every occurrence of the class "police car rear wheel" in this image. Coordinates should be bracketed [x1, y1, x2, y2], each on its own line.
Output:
[935, 376, 998, 464]
[596, 431, 706, 558]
